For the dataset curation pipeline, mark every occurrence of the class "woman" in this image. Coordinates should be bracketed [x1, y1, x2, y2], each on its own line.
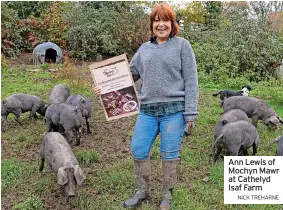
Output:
[93, 3, 198, 209]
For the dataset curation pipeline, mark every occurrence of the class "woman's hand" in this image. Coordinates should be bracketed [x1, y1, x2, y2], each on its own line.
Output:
[184, 121, 195, 136]
[92, 84, 102, 96]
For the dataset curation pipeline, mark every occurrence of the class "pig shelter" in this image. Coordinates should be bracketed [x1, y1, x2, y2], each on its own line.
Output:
[32, 41, 63, 65]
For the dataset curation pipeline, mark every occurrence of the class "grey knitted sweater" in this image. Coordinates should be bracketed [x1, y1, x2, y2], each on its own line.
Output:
[130, 36, 198, 121]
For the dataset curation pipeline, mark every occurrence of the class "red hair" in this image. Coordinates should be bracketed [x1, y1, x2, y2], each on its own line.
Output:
[150, 3, 179, 37]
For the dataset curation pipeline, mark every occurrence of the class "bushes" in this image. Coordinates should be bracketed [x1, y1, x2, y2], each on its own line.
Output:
[68, 19, 120, 59]
[185, 25, 283, 82]
[183, 5, 283, 83]
[2, 2, 282, 82]
[1, 2, 150, 60]
[4, 1, 51, 19]
[38, 2, 73, 50]
[1, 2, 54, 57]
[66, 3, 149, 59]
[111, 5, 150, 57]
[1, 3, 24, 57]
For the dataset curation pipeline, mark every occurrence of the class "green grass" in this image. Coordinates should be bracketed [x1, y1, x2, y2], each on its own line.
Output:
[12, 195, 45, 210]
[151, 137, 161, 160]
[1, 158, 25, 193]
[1, 67, 53, 99]
[76, 150, 100, 166]
[69, 190, 95, 209]
[1, 64, 283, 209]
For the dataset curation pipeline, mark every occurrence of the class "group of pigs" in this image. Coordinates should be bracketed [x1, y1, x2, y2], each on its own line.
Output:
[2, 87, 283, 197]
[213, 96, 283, 162]
[1, 84, 92, 196]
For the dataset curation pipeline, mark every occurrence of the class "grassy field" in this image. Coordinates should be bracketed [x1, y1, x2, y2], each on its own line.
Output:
[1, 59, 283, 210]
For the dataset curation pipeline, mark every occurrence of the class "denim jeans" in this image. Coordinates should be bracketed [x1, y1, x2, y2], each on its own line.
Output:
[131, 111, 186, 160]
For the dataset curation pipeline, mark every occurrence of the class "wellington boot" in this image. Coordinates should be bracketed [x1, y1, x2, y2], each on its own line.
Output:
[122, 159, 150, 208]
[160, 158, 180, 210]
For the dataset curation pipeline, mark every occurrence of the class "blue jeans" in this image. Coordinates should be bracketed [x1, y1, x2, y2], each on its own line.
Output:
[131, 111, 186, 160]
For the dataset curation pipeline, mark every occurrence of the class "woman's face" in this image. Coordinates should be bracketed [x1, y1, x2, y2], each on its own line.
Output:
[152, 15, 172, 43]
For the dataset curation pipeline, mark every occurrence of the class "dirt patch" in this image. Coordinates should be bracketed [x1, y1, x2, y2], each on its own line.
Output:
[75, 115, 135, 163]
[33, 78, 53, 83]
[7, 52, 33, 66]
[6, 52, 93, 68]
[1, 102, 136, 209]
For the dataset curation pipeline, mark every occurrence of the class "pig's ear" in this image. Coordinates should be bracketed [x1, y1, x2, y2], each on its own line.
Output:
[57, 167, 68, 185]
[51, 114, 59, 124]
[73, 165, 86, 185]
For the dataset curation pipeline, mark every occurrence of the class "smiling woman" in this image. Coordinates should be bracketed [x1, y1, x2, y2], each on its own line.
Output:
[150, 4, 179, 44]
[152, 18, 171, 44]
[92, 3, 198, 210]
[121, 3, 198, 210]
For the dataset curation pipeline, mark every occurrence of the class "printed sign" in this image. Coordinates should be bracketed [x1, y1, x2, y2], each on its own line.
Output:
[89, 54, 140, 121]
[224, 156, 283, 204]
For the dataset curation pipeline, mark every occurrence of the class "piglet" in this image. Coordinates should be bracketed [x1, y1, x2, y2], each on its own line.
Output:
[66, 94, 92, 133]
[271, 134, 283, 156]
[45, 103, 84, 145]
[214, 120, 259, 162]
[214, 109, 249, 141]
[2, 93, 46, 125]
[39, 132, 85, 197]
[48, 84, 70, 105]
[222, 96, 282, 130]
[213, 109, 249, 156]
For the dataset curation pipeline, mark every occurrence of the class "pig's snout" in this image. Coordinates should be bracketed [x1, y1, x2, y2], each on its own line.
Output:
[63, 175, 76, 197]
[268, 123, 278, 131]
[66, 184, 76, 197]
[67, 191, 75, 197]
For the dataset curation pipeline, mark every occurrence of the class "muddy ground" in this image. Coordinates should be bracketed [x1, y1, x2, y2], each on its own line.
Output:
[1, 53, 174, 209]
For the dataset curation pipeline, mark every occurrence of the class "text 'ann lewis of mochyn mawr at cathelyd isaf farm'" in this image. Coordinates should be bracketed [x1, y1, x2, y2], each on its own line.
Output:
[224, 156, 283, 204]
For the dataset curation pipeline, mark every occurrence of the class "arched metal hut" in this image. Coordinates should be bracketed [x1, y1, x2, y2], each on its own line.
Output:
[32, 41, 63, 65]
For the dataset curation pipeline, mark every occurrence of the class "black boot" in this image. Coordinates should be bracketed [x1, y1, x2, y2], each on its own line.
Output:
[122, 159, 150, 208]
